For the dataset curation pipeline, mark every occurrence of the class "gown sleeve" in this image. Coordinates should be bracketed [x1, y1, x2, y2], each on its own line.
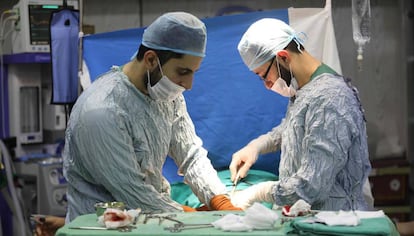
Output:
[168, 97, 227, 207]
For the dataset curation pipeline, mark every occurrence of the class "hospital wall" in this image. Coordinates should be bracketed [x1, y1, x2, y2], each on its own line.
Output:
[1, 0, 413, 219]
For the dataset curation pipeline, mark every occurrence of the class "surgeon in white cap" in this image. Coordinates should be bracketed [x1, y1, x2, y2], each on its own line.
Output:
[229, 18, 374, 211]
[63, 12, 240, 222]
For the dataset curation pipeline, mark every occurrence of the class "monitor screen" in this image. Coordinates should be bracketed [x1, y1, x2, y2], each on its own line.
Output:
[28, 4, 73, 45]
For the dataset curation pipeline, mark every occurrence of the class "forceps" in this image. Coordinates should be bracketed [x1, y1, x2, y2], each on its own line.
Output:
[164, 223, 213, 232]
[230, 170, 241, 197]
[69, 226, 136, 232]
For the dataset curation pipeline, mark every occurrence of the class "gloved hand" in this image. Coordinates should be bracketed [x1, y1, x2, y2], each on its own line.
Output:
[230, 181, 277, 210]
[229, 134, 272, 182]
[182, 205, 197, 212]
[210, 194, 242, 211]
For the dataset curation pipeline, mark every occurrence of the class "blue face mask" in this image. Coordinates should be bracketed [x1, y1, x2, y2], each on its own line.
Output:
[147, 58, 185, 101]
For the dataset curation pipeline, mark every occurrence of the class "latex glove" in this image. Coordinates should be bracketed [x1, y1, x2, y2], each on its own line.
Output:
[229, 145, 258, 182]
[182, 205, 197, 212]
[231, 181, 277, 210]
[229, 134, 272, 182]
[210, 194, 242, 211]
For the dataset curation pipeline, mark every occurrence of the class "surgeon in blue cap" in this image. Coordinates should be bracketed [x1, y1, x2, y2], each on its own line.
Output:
[63, 12, 240, 222]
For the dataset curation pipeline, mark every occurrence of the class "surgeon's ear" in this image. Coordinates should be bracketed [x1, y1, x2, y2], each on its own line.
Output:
[143, 50, 158, 70]
[277, 50, 290, 63]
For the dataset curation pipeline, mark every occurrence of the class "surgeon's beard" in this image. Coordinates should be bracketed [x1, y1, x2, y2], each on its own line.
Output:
[270, 59, 297, 97]
[146, 69, 162, 87]
[279, 63, 293, 86]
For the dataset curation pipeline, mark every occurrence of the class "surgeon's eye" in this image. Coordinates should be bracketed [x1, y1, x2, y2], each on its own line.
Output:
[177, 68, 193, 76]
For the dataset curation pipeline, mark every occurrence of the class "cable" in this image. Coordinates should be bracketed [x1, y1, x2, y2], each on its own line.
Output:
[0, 51, 5, 138]
[0, 139, 31, 236]
[1, 9, 19, 25]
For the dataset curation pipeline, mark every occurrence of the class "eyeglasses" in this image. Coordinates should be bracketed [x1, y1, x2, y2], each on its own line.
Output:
[259, 56, 275, 81]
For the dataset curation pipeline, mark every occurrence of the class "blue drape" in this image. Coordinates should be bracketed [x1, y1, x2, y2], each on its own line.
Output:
[50, 9, 80, 104]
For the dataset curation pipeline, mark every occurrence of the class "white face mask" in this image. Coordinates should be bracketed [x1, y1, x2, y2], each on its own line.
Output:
[270, 59, 296, 97]
[147, 58, 185, 101]
[270, 78, 296, 97]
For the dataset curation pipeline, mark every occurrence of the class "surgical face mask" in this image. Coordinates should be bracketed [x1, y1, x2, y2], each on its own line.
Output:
[271, 78, 296, 97]
[270, 59, 296, 97]
[147, 58, 185, 101]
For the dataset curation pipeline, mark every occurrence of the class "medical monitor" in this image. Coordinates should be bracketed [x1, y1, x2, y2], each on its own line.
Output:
[11, 0, 78, 53]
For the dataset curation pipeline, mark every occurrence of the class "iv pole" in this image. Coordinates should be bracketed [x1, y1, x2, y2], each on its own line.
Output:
[65, 0, 82, 120]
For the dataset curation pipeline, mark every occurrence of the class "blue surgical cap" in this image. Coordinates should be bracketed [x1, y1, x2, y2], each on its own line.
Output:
[238, 18, 303, 71]
[142, 12, 207, 57]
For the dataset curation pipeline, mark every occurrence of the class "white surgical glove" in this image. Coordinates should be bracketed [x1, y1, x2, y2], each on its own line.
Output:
[230, 181, 277, 210]
[229, 134, 273, 181]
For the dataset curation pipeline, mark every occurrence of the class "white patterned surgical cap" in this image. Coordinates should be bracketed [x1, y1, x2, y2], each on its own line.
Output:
[238, 18, 303, 70]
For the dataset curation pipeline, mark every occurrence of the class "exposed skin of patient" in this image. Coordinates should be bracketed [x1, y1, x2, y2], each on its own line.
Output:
[396, 221, 414, 236]
[34, 215, 65, 236]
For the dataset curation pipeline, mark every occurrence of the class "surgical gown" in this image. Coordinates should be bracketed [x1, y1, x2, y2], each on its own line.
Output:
[264, 65, 371, 210]
[63, 66, 227, 221]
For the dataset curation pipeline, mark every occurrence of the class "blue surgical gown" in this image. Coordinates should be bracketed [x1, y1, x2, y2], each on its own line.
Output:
[265, 67, 371, 210]
[63, 66, 227, 221]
